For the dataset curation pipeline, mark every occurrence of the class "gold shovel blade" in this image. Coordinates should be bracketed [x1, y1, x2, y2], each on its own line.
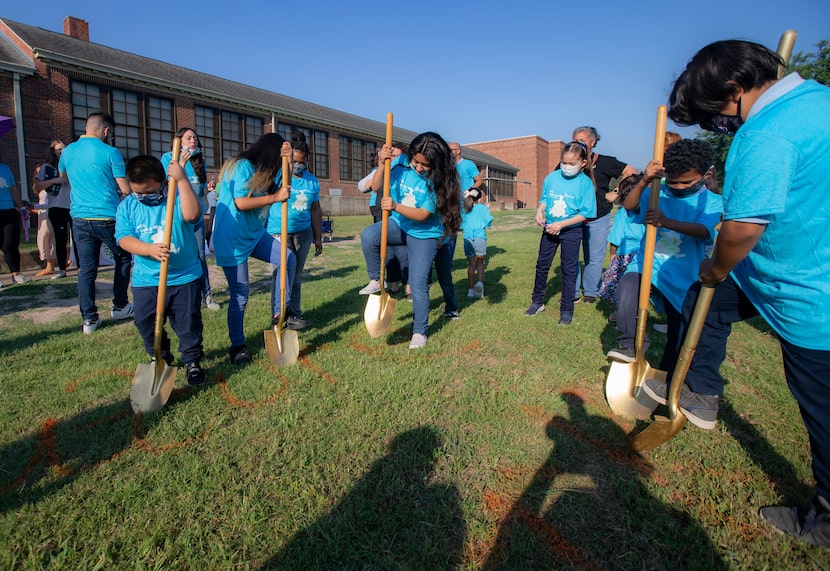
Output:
[605, 361, 666, 420]
[130, 361, 177, 414]
[629, 413, 688, 452]
[364, 292, 397, 338]
[264, 326, 299, 367]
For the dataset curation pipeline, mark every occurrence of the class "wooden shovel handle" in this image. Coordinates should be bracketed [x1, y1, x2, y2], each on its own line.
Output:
[153, 137, 181, 347]
[637, 106, 667, 314]
[280, 155, 290, 314]
[380, 113, 393, 261]
[777, 30, 797, 79]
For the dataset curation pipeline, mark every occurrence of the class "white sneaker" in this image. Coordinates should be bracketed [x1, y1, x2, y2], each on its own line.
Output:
[467, 288, 476, 298]
[12, 274, 28, 284]
[474, 281, 484, 298]
[83, 316, 103, 334]
[204, 294, 221, 311]
[409, 333, 428, 349]
[359, 279, 381, 295]
[111, 303, 135, 320]
[51, 270, 67, 280]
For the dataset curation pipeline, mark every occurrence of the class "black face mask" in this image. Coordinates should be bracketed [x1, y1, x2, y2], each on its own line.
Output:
[665, 177, 705, 197]
[700, 98, 743, 135]
[134, 183, 168, 206]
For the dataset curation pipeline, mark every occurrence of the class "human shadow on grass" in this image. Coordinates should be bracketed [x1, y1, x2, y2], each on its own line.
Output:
[719, 399, 814, 505]
[482, 392, 727, 570]
[0, 386, 200, 516]
[259, 426, 465, 570]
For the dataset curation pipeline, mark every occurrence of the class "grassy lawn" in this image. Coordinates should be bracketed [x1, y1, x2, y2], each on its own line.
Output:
[0, 210, 827, 570]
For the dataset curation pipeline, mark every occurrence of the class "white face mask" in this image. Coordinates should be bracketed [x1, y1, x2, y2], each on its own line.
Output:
[561, 164, 581, 177]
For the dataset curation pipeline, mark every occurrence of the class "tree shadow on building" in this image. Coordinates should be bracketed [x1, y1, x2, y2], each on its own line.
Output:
[482, 392, 727, 570]
[259, 426, 465, 570]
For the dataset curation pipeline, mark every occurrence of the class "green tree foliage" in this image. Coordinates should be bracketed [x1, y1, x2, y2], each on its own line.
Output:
[695, 38, 830, 187]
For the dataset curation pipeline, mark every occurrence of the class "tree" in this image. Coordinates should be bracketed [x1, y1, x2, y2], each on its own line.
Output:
[696, 39, 830, 186]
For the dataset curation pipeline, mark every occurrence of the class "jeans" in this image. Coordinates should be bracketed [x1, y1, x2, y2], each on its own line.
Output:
[193, 219, 212, 298]
[530, 225, 582, 314]
[576, 212, 612, 298]
[220, 232, 296, 348]
[284, 227, 312, 316]
[361, 218, 409, 282]
[680, 277, 830, 499]
[434, 237, 457, 313]
[73, 218, 132, 321]
[132, 279, 203, 364]
[406, 235, 439, 336]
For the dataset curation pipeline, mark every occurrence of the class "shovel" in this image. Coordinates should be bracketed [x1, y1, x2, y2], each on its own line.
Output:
[264, 156, 299, 366]
[130, 137, 182, 414]
[605, 105, 668, 420]
[364, 112, 397, 338]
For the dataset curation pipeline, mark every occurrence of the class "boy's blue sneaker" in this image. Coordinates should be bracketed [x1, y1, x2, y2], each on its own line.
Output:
[525, 303, 545, 316]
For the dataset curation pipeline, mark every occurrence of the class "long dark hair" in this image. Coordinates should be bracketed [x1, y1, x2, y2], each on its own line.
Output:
[407, 132, 461, 237]
[45, 139, 64, 168]
[175, 127, 206, 184]
[218, 132, 286, 195]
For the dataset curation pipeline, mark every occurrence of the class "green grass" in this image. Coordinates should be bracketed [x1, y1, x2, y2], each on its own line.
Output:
[0, 211, 827, 570]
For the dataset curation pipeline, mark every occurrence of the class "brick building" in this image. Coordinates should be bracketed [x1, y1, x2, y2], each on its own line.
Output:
[0, 15, 521, 214]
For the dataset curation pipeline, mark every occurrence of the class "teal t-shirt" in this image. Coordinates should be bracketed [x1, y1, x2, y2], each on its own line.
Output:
[115, 187, 201, 287]
[266, 169, 320, 234]
[540, 170, 596, 225]
[608, 208, 644, 256]
[625, 185, 722, 313]
[456, 158, 479, 192]
[724, 75, 830, 350]
[213, 159, 283, 266]
[59, 136, 126, 219]
[389, 155, 442, 239]
[460, 203, 493, 240]
[0, 163, 16, 209]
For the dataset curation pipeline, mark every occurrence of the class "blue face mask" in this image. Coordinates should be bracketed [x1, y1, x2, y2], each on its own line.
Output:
[665, 177, 705, 197]
[134, 183, 168, 206]
[292, 164, 305, 176]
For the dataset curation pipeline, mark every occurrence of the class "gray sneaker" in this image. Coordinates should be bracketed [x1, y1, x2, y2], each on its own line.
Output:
[759, 496, 830, 547]
[111, 303, 135, 320]
[606, 346, 635, 363]
[525, 303, 545, 316]
[641, 379, 719, 430]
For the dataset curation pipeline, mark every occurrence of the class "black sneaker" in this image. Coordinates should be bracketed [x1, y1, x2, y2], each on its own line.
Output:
[150, 352, 174, 367]
[186, 362, 205, 385]
[641, 378, 719, 430]
[558, 312, 573, 325]
[443, 310, 460, 320]
[229, 344, 251, 366]
[759, 496, 830, 547]
[286, 310, 311, 330]
[606, 345, 635, 363]
[583, 296, 597, 304]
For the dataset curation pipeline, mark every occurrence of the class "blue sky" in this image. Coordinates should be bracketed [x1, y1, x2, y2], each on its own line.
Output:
[4, 1, 829, 167]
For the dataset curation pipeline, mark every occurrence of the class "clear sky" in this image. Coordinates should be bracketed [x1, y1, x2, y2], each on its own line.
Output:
[3, 1, 829, 167]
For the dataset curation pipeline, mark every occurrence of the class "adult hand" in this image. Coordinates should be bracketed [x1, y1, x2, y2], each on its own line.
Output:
[314, 241, 323, 256]
[699, 258, 727, 285]
[643, 160, 665, 183]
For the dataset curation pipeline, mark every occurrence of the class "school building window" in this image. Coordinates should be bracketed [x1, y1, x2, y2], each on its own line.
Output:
[69, 81, 174, 159]
[278, 123, 329, 179]
[338, 135, 376, 182]
[195, 106, 264, 170]
[486, 167, 516, 199]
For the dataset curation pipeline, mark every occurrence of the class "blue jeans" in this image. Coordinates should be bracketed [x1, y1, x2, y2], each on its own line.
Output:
[407, 235, 439, 336]
[530, 225, 582, 314]
[220, 232, 296, 348]
[73, 218, 132, 321]
[361, 218, 409, 282]
[193, 219, 212, 298]
[576, 212, 612, 298]
[434, 237, 457, 313]
[284, 227, 312, 316]
[680, 277, 830, 500]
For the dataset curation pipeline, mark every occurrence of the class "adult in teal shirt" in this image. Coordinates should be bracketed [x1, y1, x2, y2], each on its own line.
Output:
[59, 112, 134, 334]
[266, 132, 322, 329]
[0, 155, 27, 286]
[661, 39, 830, 547]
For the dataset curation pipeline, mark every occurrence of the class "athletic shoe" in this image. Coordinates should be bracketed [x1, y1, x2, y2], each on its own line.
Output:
[286, 310, 311, 330]
[186, 362, 206, 386]
[467, 288, 476, 298]
[203, 294, 220, 311]
[51, 270, 67, 280]
[641, 378, 719, 430]
[583, 296, 597, 304]
[359, 280, 381, 295]
[573, 297, 582, 305]
[150, 352, 174, 367]
[229, 344, 251, 366]
[608, 311, 617, 322]
[12, 274, 28, 284]
[111, 303, 135, 320]
[653, 323, 668, 334]
[525, 303, 545, 316]
[558, 312, 573, 325]
[474, 281, 484, 298]
[82, 316, 103, 334]
[759, 496, 830, 547]
[388, 281, 401, 294]
[607, 345, 635, 362]
[409, 333, 427, 349]
[443, 310, 460, 320]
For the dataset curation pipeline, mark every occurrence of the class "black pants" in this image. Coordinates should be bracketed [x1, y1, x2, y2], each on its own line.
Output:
[0, 208, 21, 273]
[47, 207, 73, 272]
[132, 279, 204, 364]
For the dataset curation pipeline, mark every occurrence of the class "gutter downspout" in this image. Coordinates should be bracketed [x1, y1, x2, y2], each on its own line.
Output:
[13, 72, 28, 200]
